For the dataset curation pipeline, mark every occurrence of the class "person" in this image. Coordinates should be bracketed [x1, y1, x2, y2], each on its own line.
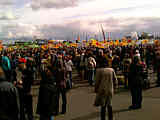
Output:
[15, 57, 27, 120]
[1, 52, 11, 81]
[65, 55, 74, 88]
[145, 47, 155, 68]
[141, 58, 149, 89]
[96, 49, 108, 68]
[104, 50, 113, 68]
[122, 53, 132, 89]
[112, 53, 120, 73]
[87, 52, 96, 86]
[154, 49, 160, 86]
[0, 66, 20, 120]
[128, 56, 144, 109]
[79, 51, 85, 81]
[55, 53, 67, 115]
[94, 49, 118, 120]
[135, 49, 141, 57]
[22, 58, 35, 120]
[37, 65, 58, 120]
[10, 54, 18, 83]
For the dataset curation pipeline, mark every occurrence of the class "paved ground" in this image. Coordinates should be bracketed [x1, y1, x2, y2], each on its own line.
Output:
[32, 84, 160, 120]
[31, 66, 160, 120]
[51, 86, 160, 120]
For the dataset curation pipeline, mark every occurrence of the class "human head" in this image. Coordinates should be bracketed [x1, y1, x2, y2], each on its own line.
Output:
[98, 49, 104, 56]
[88, 51, 93, 57]
[135, 50, 139, 54]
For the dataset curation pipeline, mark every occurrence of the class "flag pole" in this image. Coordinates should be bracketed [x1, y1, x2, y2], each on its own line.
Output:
[100, 24, 106, 43]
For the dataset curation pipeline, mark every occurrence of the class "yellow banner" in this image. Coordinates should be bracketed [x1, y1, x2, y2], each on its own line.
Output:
[41, 45, 48, 50]
[109, 41, 113, 45]
[70, 43, 78, 47]
[142, 39, 148, 44]
[92, 42, 97, 46]
[92, 39, 97, 44]
[154, 40, 159, 45]
[114, 40, 119, 45]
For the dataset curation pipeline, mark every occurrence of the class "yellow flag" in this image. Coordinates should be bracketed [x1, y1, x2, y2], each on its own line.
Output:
[70, 43, 78, 47]
[154, 40, 159, 45]
[109, 41, 113, 46]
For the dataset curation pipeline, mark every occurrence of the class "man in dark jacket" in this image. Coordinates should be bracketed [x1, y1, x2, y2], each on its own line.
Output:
[37, 65, 58, 120]
[128, 56, 144, 109]
[0, 66, 20, 120]
[22, 58, 35, 120]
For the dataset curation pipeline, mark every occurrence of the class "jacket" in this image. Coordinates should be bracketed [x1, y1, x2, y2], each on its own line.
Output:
[37, 71, 58, 116]
[95, 68, 118, 106]
[1, 56, 11, 72]
[128, 63, 144, 87]
[0, 76, 20, 120]
[55, 58, 66, 88]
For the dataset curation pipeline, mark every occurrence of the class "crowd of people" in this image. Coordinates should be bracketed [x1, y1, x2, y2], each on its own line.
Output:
[0, 44, 160, 120]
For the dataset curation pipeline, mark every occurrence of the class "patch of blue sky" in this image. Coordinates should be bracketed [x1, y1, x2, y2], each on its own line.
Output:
[14, 0, 30, 9]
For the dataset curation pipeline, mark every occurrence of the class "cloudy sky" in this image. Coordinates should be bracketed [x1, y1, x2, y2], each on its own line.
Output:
[1, 0, 160, 41]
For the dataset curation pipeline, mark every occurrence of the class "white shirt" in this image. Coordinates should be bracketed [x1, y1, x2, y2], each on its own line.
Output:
[65, 60, 73, 71]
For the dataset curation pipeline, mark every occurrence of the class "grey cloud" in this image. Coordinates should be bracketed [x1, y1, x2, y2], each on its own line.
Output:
[89, 18, 121, 28]
[1, 17, 160, 41]
[0, 11, 18, 21]
[0, 23, 38, 40]
[34, 17, 160, 40]
[0, 15, 18, 20]
[119, 18, 160, 33]
[31, 0, 78, 10]
[38, 21, 81, 39]
[90, 17, 160, 32]
[0, 0, 14, 6]
[101, 17, 160, 39]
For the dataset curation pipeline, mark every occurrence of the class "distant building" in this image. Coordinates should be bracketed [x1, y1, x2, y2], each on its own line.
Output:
[35, 39, 48, 45]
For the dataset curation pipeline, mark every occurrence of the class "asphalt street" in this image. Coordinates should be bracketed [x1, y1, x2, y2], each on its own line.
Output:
[31, 67, 159, 120]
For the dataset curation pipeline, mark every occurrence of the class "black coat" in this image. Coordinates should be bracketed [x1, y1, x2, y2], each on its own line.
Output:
[128, 63, 144, 87]
[36, 72, 58, 116]
[96, 55, 108, 68]
[0, 78, 20, 120]
[22, 67, 34, 94]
